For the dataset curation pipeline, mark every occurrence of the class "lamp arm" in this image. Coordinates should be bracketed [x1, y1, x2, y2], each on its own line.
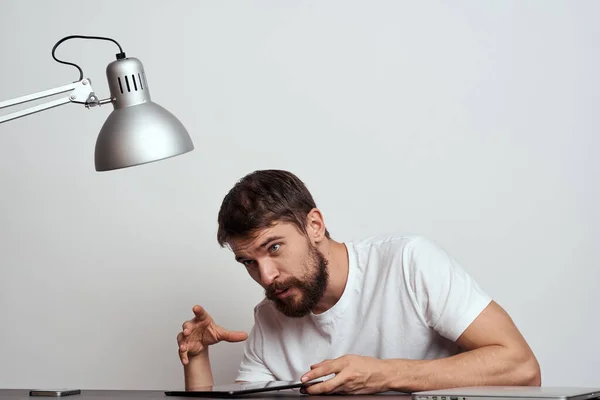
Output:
[0, 79, 112, 124]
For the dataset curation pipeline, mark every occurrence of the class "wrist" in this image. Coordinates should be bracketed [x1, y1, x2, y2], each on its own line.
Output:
[185, 349, 210, 373]
[379, 359, 398, 392]
[379, 358, 417, 392]
[184, 348, 213, 389]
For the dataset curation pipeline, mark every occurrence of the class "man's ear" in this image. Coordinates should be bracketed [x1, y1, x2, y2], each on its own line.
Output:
[306, 208, 327, 243]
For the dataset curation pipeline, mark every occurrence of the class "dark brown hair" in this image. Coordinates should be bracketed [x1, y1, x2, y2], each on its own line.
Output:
[217, 170, 330, 247]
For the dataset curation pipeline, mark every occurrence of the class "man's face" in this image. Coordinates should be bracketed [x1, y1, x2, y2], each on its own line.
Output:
[230, 222, 329, 318]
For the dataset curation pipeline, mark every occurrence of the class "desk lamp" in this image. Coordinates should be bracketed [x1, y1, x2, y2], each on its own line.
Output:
[0, 35, 194, 171]
[1, 35, 195, 396]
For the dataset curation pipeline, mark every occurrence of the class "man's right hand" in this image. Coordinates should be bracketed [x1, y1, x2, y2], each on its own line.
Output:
[177, 305, 248, 366]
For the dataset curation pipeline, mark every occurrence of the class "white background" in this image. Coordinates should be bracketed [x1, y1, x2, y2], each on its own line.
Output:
[0, 0, 598, 391]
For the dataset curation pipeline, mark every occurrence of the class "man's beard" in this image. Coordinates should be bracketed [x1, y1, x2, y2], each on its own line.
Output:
[265, 244, 329, 318]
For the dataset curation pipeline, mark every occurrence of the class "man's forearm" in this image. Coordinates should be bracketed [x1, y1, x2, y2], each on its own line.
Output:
[184, 349, 214, 390]
[382, 345, 541, 392]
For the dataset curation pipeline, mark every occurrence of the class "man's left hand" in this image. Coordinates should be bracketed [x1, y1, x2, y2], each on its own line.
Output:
[300, 355, 390, 395]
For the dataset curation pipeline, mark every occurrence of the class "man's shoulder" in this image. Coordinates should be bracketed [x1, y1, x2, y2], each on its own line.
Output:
[348, 232, 429, 256]
[347, 233, 443, 276]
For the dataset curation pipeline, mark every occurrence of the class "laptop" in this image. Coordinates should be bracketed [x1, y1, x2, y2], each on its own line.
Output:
[412, 387, 600, 400]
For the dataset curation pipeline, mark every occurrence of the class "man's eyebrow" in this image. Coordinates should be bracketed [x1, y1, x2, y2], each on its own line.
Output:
[234, 236, 285, 262]
[259, 236, 285, 248]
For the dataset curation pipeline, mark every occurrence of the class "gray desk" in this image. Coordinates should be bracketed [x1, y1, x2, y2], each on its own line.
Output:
[0, 390, 411, 400]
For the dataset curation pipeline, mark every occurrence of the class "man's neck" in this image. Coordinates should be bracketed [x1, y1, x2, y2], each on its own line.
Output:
[312, 239, 350, 314]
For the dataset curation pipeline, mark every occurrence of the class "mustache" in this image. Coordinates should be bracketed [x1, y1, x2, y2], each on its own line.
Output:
[266, 279, 300, 298]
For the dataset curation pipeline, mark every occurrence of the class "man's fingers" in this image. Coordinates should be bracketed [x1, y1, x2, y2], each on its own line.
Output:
[192, 305, 210, 321]
[177, 332, 188, 351]
[301, 362, 338, 383]
[304, 375, 345, 395]
[178, 342, 188, 365]
[181, 321, 193, 336]
[309, 358, 331, 370]
[302, 358, 341, 383]
[301, 366, 327, 383]
[177, 330, 195, 365]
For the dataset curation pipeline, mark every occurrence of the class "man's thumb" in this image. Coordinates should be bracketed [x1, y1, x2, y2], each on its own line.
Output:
[220, 329, 248, 343]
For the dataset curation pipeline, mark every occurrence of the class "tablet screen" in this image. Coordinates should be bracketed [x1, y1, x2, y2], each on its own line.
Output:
[165, 380, 310, 397]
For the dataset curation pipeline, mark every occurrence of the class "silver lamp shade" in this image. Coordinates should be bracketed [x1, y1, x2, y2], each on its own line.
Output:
[94, 57, 194, 171]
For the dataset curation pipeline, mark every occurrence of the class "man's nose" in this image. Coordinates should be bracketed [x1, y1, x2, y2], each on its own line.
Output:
[259, 261, 279, 287]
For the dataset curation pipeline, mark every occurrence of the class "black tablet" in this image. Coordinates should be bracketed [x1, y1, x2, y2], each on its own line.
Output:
[165, 380, 317, 397]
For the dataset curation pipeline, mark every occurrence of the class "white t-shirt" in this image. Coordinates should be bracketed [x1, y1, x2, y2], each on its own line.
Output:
[235, 234, 492, 382]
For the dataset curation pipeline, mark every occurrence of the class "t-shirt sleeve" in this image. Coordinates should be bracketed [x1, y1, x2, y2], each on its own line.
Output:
[403, 236, 492, 342]
[235, 312, 278, 382]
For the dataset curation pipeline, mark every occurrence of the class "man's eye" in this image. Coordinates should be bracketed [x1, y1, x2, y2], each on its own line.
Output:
[243, 260, 255, 266]
[269, 244, 280, 252]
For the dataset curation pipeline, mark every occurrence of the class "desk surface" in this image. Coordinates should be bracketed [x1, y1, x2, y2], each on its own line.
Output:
[0, 389, 411, 400]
